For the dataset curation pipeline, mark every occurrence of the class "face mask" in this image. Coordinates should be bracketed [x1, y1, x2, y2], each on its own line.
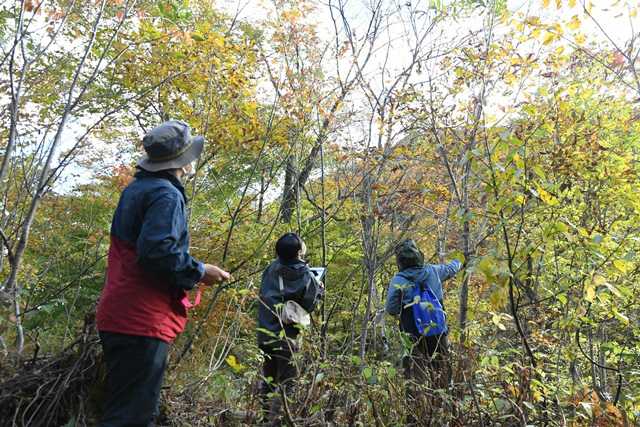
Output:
[181, 162, 196, 178]
[299, 241, 307, 259]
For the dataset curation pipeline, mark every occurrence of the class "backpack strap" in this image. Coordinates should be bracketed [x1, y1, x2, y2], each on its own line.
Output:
[279, 275, 285, 299]
[417, 280, 427, 292]
[417, 280, 446, 311]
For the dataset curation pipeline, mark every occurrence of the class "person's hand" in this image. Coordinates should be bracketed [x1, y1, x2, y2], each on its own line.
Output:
[463, 249, 476, 266]
[201, 264, 233, 286]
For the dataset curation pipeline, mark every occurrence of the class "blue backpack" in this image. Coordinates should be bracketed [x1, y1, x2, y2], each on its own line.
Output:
[412, 281, 448, 336]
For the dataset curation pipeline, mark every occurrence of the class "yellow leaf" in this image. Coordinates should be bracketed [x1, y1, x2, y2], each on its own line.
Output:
[542, 0, 550, 7]
[613, 259, 627, 272]
[586, 2, 595, 13]
[226, 355, 237, 367]
[631, 10, 637, 19]
[575, 34, 587, 45]
[490, 289, 506, 310]
[592, 274, 606, 286]
[543, 32, 555, 45]
[585, 283, 595, 302]
[225, 355, 246, 372]
[569, 0, 576, 7]
[567, 15, 581, 31]
[538, 187, 558, 205]
[532, 28, 541, 39]
[556, 45, 565, 55]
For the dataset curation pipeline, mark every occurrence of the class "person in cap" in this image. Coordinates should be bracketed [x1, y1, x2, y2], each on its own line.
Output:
[385, 238, 461, 422]
[257, 232, 323, 423]
[97, 120, 232, 426]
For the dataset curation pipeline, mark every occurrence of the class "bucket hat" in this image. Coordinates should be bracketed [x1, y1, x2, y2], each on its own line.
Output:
[395, 238, 424, 270]
[137, 120, 204, 172]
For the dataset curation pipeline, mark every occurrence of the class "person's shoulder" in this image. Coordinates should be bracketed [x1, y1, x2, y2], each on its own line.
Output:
[268, 258, 281, 268]
[283, 259, 310, 271]
[390, 272, 412, 284]
[144, 179, 183, 200]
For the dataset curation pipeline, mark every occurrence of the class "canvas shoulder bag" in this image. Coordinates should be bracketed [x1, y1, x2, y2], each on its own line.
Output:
[278, 276, 311, 327]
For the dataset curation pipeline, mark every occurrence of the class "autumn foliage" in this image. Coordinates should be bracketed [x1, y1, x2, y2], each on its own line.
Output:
[1, 0, 640, 426]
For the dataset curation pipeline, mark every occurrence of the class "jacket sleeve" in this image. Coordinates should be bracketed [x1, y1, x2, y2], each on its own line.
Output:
[434, 259, 462, 282]
[135, 189, 205, 290]
[386, 276, 411, 316]
[298, 272, 322, 313]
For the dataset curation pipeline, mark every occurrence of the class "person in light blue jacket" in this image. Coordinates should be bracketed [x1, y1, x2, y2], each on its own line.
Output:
[386, 238, 461, 421]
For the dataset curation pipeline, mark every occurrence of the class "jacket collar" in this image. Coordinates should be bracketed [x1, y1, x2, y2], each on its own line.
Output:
[133, 168, 187, 202]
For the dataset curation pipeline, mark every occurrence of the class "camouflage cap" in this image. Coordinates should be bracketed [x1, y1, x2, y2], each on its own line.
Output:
[395, 238, 424, 270]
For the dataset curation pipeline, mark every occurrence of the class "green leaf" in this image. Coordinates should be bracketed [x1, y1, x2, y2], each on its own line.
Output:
[388, 367, 396, 379]
[190, 32, 205, 42]
[613, 309, 629, 324]
[532, 166, 547, 181]
[555, 221, 568, 232]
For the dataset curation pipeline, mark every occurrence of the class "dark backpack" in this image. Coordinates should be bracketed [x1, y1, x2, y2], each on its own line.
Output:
[412, 281, 447, 336]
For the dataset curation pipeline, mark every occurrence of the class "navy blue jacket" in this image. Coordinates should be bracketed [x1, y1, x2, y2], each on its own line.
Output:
[258, 259, 322, 348]
[113, 170, 204, 288]
[98, 170, 205, 342]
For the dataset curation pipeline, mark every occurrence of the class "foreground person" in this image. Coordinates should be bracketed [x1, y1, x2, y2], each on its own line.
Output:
[97, 120, 232, 426]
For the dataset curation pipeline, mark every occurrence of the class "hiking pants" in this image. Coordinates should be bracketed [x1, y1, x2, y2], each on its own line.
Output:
[403, 333, 452, 424]
[259, 344, 299, 415]
[403, 332, 452, 388]
[99, 331, 169, 427]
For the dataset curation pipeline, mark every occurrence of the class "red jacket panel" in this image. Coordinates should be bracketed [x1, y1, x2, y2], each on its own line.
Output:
[97, 236, 188, 343]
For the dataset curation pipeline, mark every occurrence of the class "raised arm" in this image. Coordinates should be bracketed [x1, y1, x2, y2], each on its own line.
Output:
[434, 259, 462, 282]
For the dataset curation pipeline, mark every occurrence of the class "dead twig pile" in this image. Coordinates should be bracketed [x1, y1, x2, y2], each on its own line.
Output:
[0, 309, 104, 427]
